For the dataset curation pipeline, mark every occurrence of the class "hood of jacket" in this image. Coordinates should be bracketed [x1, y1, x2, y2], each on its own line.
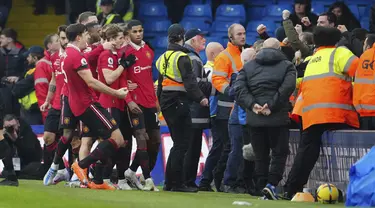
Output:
[255, 48, 288, 65]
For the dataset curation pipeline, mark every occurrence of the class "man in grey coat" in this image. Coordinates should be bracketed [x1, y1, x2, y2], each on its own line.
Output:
[183, 28, 213, 189]
[234, 38, 296, 199]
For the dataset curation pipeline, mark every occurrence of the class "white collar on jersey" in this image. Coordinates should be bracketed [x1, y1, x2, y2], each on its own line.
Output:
[67, 43, 81, 52]
[130, 41, 145, 51]
[59, 48, 65, 57]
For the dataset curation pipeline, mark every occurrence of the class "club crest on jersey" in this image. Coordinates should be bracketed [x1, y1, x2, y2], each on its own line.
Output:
[83, 126, 89, 133]
[146, 51, 152, 59]
[132, 118, 139, 126]
[64, 117, 70, 125]
[111, 119, 117, 126]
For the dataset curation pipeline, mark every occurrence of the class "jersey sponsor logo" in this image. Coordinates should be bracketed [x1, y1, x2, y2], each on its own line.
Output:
[133, 65, 152, 74]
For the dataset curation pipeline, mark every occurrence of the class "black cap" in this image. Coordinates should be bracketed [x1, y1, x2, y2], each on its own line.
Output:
[184, 28, 207, 41]
[23, 46, 44, 58]
[168, 24, 184, 39]
[100, 0, 114, 6]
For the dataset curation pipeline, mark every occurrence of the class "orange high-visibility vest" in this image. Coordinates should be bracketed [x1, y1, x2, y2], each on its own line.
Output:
[353, 43, 375, 117]
[301, 46, 359, 130]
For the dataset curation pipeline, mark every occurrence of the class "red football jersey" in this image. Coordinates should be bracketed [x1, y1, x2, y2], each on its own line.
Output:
[62, 44, 97, 116]
[97, 50, 123, 110]
[83, 43, 103, 79]
[125, 42, 156, 108]
[51, 49, 65, 110]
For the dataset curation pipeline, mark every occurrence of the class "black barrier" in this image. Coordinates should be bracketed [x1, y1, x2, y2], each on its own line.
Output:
[280, 129, 375, 194]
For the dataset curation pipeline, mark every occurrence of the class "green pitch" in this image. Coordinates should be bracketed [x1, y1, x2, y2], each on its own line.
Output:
[0, 180, 343, 208]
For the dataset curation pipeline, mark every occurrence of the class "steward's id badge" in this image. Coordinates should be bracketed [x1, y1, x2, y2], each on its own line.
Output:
[12, 157, 21, 171]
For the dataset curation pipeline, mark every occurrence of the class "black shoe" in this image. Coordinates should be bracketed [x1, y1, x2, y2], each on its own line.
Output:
[171, 185, 198, 193]
[163, 184, 171, 191]
[0, 179, 18, 187]
[198, 185, 214, 192]
[214, 178, 223, 192]
[223, 185, 246, 194]
[185, 182, 198, 189]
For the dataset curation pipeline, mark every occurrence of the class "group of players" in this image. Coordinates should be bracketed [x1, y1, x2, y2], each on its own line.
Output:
[41, 11, 161, 191]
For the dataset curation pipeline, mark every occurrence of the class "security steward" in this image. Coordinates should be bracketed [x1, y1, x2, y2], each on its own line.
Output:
[283, 26, 359, 200]
[96, 0, 134, 22]
[155, 24, 208, 192]
[353, 34, 375, 130]
[97, 0, 123, 26]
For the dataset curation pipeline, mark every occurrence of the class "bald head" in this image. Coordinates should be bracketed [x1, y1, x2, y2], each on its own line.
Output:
[263, 38, 281, 49]
[206, 42, 224, 62]
[241, 48, 256, 64]
[228, 23, 246, 47]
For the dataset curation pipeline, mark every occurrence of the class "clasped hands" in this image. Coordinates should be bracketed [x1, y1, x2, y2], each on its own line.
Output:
[252, 103, 271, 116]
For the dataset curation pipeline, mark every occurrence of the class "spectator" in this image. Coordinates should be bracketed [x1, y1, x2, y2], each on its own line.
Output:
[252, 40, 264, 53]
[68, 0, 96, 24]
[12, 46, 44, 125]
[234, 38, 296, 199]
[287, 0, 318, 32]
[0, 28, 27, 82]
[77, 11, 98, 25]
[329, 1, 361, 32]
[0, 114, 43, 186]
[0, 0, 11, 30]
[97, 0, 123, 26]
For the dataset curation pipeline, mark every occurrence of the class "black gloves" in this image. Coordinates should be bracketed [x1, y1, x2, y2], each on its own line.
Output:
[120, 54, 136, 68]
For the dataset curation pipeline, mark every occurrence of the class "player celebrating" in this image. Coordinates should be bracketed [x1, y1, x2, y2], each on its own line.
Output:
[59, 23, 130, 189]
[123, 20, 160, 191]
[97, 24, 136, 190]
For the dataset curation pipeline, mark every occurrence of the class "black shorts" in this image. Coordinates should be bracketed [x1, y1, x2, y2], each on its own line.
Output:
[128, 105, 160, 131]
[44, 108, 61, 133]
[78, 102, 119, 140]
[60, 95, 79, 130]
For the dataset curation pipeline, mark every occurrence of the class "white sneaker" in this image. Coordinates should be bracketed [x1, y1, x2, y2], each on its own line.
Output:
[65, 180, 81, 188]
[53, 168, 70, 184]
[103, 179, 120, 190]
[125, 169, 143, 190]
[117, 179, 132, 190]
[43, 163, 58, 186]
[142, 178, 156, 191]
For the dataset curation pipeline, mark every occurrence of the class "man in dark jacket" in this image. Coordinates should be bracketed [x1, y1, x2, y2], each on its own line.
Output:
[234, 38, 296, 199]
[97, 0, 123, 26]
[156, 24, 208, 192]
[183, 28, 212, 189]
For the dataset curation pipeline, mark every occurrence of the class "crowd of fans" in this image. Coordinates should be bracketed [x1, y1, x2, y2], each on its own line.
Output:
[0, 0, 373, 202]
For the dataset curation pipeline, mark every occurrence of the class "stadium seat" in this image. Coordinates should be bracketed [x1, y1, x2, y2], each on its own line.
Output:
[211, 20, 242, 37]
[199, 51, 207, 63]
[360, 18, 369, 30]
[358, 4, 370, 19]
[246, 36, 259, 46]
[265, 4, 293, 19]
[152, 37, 168, 49]
[204, 36, 224, 45]
[311, 4, 325, 15]
[183, 4, 212, 23]
[246, 20, 276, 35]
[143, 20, 171, 38]
[247, 6, 265, 20]
[215, 4, 246, 24]
[245, 0, 269, 6]
[138, 3, 168, 22]
[347, 4, 360, 20]
[190, 0, 204, 4]
[180, 18, 210, 32]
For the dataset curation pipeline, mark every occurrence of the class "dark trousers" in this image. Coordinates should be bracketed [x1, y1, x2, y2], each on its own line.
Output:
[359, 116, 375, 130]
[223, 124, 243, 187]
[284, 123, 351, 197]
[199, 117, 222, 187]
[212, 119, 231, 190]
[163, 105, 192, 188]
[20, 108, 43, 125]
[242, 125, 256, 194]
[183, 128, 203, 186]
[249, 126, 289, 190]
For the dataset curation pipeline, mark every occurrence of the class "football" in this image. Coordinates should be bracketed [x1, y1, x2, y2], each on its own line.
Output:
[316, 183, 339, 204]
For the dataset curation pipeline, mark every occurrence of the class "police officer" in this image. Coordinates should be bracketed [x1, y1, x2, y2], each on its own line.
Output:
[156, 24, 208, 192]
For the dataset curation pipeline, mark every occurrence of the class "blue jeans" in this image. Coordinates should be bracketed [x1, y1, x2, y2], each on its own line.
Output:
[223, 124, 243, 186]
[199, 118, 223, 187]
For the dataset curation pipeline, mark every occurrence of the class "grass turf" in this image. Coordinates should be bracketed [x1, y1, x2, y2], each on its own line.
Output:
[0, 180, 343, 208]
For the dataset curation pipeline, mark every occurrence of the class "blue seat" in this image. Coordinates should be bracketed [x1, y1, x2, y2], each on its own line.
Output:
[246, 20, 276, 35]
[138, 3, 168, 21]
[247, 6, 265, 20]
[183, 4, 212, 23]
[204, 36, 224, 44]
[199, 51, 207, 64]
[246, 0, 269, 6]
[265, 4, 293, 18]
[311, 4, 325, 15]
[360, 18, 369, 30]
[211, 20, 242, 37]
[246, 35, 259, 46]
[152, 37, 168, 49]
[190, 0, 204, 3]
[358, 5, 370, 19]
[143, 20, 171, 38]
[215, 4, 246, 24]
[348, 4, 360, 20]
[180, 18, 211, 32]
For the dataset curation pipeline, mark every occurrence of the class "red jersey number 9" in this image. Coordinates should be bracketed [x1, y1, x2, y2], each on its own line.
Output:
[61, 61, 68, 83]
